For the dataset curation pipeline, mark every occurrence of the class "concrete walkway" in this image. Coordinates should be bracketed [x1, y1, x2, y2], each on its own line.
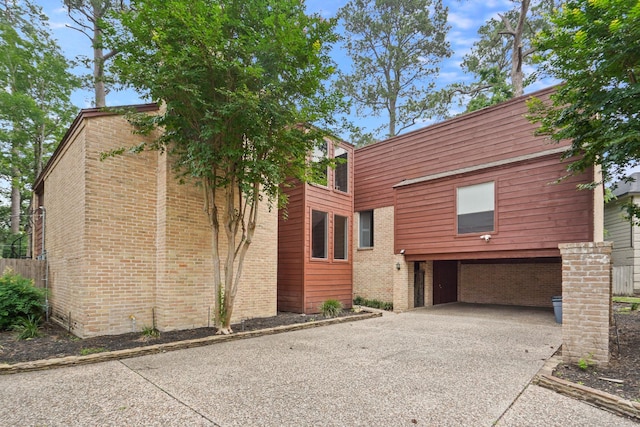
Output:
[0, 304, 634, 426]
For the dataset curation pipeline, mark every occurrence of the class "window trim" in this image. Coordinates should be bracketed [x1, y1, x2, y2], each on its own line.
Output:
[334, 146, 349, 193]
[311, 210, 328, 259]
[456, 181, 495, 235]
[358, 210, 374, 248]
[334, 214, 348, 261]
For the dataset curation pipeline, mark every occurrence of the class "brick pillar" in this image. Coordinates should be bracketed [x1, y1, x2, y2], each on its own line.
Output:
[393, 254, 410, 311]
[559, 242, 613, 365]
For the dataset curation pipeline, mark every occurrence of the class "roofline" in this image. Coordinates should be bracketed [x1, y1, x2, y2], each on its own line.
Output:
[355, 84, 561, 153]
[34, 103, 160, 191]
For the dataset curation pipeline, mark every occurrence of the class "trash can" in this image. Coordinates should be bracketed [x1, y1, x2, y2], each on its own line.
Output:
[551, 296, 562, 324]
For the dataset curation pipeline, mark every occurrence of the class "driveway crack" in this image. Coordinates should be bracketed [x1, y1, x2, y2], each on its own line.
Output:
[119, 360, 221, 426]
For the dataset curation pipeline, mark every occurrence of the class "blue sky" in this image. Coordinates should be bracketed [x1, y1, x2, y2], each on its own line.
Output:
[35, 0, 556, 138]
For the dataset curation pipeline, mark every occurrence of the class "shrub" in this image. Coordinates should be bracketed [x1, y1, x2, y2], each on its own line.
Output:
[319, 299, 343, 318]
[141, 325, 160, 338]
[12, 314, 42, 340]
[0, 270, 46, 330]
[352, 296, 393, 311]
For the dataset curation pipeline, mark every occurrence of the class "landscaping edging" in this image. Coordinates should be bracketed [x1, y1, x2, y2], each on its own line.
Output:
[533, 355, 640, 421]
[0, 311, 382, 375]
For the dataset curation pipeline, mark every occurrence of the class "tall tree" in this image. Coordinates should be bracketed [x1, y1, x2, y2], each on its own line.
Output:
[64, 0, 126, 107]
[337, 0, 451, 139]
[528, 0, 640, 219]
[453, 0, 555, 112]
[0, 1, 78, 238]
[106, 0, 343, 333]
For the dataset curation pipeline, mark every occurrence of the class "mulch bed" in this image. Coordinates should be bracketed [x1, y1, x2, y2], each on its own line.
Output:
[0, 311, 360, 365]
[553, 303, 640, 401]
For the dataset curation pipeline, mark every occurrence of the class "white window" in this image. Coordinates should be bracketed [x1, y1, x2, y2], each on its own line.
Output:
[311, 141, 328, 186]
[334, 147, 348, 192]
[334, 215, 348, 260]
[359, 210, 374, 248]
[457, 182, 494, 234]
[311, 210, 328, 258]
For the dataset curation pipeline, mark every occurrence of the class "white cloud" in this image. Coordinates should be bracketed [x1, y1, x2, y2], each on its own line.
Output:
[448, 12, 475, 30]
[49, 21, 68, 30]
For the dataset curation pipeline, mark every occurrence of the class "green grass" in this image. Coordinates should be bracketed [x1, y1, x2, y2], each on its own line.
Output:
[79, 347, 107, 356]
[613, 296, 640, 304]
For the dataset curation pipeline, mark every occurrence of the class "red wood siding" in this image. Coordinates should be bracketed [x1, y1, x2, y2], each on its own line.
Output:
[277, 180, 305, 312]
[354, 87, 567, 211]
[394, 155, 594, 259]
[278, 140, 355, 314]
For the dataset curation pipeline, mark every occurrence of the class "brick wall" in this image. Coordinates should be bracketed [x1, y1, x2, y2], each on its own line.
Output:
[559, 242, 612, 365]
[156, 153, 277, 331]
[44, 121, 87, 335]
[43, 112, 277, 337]
[353, 206, 395, 303]
[459, 262, 562, 307]
[82, 116, 159, 336]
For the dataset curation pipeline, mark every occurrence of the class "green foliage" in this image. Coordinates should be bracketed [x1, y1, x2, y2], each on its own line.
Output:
[0, 1, 79, 235]
[577, 353, 594, 371]
[105, 0, 344, 333]
[337, 0, 451, 138]
[529, 0, 640, 220]
[141, 325, 160, 338]
[80, 347, 107, 355]
[450, 0, 555, 111]
[353, 296, 393, 311]
[631, 302, 639, 312]
[11, 314, 41, 339]
[319, 299, 343, 318]
[0, 270, 45, 330]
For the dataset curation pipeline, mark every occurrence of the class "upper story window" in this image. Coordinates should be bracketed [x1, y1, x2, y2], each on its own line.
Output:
[457, 182, 495, 234]
[334, 147, 348, 193]
[311, 210, 328, 258]
[359, 210, 374, 248]
[311, 141, 328, 186]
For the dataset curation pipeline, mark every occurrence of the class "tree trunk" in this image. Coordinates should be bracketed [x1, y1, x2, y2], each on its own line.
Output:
[92, 3, 106, 108]
[511, 0, 530, 97]
[10, 141, 20, 234]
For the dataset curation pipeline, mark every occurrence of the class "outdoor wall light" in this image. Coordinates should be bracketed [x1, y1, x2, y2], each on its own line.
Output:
[396, 262, 401, 270]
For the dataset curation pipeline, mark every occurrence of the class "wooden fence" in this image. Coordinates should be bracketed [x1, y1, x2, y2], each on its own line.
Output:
[613, 265, 634, 296]
[0, 259, 46, 288]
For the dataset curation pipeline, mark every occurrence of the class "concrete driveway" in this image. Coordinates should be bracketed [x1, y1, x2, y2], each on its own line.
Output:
[0, 304, 634, 426]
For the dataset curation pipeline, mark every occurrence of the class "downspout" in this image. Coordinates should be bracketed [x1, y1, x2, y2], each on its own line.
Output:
[39, 206, 49, 322]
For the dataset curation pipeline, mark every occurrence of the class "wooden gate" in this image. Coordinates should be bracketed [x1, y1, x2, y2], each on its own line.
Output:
[613, 266, 634, 296]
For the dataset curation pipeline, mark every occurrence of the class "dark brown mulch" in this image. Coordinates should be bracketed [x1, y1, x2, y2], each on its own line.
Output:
[553, 303, 640, 401]
[0, 311, 360, 365]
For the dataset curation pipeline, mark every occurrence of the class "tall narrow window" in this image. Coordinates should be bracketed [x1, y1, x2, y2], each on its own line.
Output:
[334, 215, 348, 260]
[335, 147, 348, 192]
[311, 210, 328, 258]
[311, 141, 328, 186]
[457, 182, 495, 234]
[359, 210, 374, 248]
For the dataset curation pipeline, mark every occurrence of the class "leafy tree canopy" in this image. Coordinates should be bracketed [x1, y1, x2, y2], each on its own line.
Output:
[105, 0, 344, 332]
[528, 0, 640, 219]
[337, 0, 451, 140]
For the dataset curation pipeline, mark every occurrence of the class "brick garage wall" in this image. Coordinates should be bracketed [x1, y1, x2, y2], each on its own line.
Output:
[82, 116, 159, 337]
[155, 153, 277, 331]
[353, 206, 395, 304]
[459, 261, 562, 307]
[560, 242, 612, 365]
[43, 122, 87, 335]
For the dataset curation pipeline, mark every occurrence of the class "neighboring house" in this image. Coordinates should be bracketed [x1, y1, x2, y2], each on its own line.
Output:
[277, 139, 354, 313]
[605, 172, 640, 295]
[32, 105, 278, 337]
[352, 86, 602, 311]
[33, 85, 605, 338]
